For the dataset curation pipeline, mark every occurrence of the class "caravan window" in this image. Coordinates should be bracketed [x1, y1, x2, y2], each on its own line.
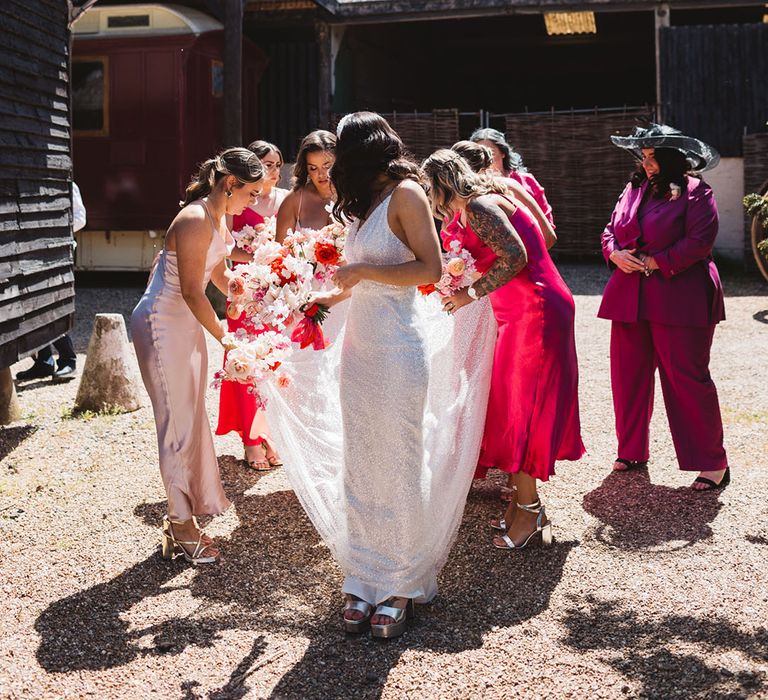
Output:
[73, 58, 108, 134]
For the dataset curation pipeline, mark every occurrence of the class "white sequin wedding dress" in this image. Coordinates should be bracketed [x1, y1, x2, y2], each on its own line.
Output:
[261, 192, 497, 605]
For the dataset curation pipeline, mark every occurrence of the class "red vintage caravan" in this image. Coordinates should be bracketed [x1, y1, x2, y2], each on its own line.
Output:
[71, 3, 266, 270]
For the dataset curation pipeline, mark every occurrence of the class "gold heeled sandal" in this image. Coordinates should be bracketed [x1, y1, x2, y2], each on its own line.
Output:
[493, 500, 553, 550]
[161, 515, 219, 564]
[244, 444, 271, 471]
[258, 436, 284, 468]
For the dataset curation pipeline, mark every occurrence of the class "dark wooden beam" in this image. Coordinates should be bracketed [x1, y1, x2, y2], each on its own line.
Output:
[316, 20, 332, 129]
[310, 0, 765, 24]
[223, 0, 244, 147]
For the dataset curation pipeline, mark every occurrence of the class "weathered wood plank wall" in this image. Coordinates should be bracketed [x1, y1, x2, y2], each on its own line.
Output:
[0, 0, 75, 368]
[660, 23, 768, 157]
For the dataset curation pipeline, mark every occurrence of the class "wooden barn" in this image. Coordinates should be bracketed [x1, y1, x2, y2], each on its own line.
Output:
[0, 0, 75, 393]
[242, 0, 767, 263]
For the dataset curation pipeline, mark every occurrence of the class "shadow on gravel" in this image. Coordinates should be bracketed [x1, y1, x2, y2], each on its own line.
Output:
[0, 424, 37, 462]
[563, 596, 768, 698]
[36, 457, 575, 700]
[583, 469, 724, 550]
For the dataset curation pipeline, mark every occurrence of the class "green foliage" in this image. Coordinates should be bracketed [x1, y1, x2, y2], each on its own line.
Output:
[744, 193, 768, 229]
[745, 193, 768, 259]
[61, 404, 125, 420]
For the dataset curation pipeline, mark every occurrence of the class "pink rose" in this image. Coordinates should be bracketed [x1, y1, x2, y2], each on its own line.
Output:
[446, 257, 466, 277]
[228, 277, 246, 297]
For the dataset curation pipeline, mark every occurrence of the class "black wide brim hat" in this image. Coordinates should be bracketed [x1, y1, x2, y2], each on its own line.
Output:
[610, 123, 720, 172]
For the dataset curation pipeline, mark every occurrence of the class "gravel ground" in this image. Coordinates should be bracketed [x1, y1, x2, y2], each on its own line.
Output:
[0, 264, 766, 700]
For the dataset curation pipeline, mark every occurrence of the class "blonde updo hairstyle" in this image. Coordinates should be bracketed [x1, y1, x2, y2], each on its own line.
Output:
[420, 148, 507, 220]
[180, 147, 264, 207]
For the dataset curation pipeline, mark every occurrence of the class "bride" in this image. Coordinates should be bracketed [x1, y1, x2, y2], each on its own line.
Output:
[261, 112, 496, 638]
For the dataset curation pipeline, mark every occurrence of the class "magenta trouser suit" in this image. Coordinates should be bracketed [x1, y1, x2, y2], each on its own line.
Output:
[597, 176, 727, 471]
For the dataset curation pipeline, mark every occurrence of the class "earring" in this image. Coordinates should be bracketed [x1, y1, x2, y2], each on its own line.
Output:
[225, 190, 232, 198]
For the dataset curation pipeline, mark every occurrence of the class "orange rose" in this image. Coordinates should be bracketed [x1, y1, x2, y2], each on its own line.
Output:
[315, 242, 341, 266]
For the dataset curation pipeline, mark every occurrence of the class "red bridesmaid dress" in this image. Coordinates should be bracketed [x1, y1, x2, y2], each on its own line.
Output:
[446, 199, 585, 481]
[215, 207, 272, 448]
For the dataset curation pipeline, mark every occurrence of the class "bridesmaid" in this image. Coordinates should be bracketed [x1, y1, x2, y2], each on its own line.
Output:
[469, 128, 554, 227]
[216, 140, 288, 470]
[421, 150, 585, 549]
[452, 140, 556, 250]
[131, 148, 264, 564]
[275, 130, 336, 243]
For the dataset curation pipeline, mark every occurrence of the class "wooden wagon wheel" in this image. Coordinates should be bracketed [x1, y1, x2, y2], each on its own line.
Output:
[750, 180, 768, 284]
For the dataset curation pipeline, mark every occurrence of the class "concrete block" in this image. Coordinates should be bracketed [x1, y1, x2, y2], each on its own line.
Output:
[74, 314, 143, 413]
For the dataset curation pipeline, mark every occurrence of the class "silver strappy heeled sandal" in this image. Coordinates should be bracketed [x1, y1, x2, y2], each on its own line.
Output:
[493, 500, 553, 550]
[160, 515, 219, 564]
[370, 598, 414, 639]
[490, 490, 531, 532]
[343, 596, 373, 634]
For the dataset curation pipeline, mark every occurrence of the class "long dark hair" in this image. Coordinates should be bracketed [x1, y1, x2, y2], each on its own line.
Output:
[332, 111, 419, 221]
[469, 127, 526, 174]
[631, 147, 691, 198]
[247, 139, 284, 165]
[292, 130, 336, 191]
[180, 148, 263, 207]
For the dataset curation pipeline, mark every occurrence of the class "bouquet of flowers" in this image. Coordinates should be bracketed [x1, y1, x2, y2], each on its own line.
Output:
[232, 216, 276, 254]
[419, 244, 480, 298]
[226, 239, 315, 331]
[283, 220, 347, 290]
[212, 328, 293, 408]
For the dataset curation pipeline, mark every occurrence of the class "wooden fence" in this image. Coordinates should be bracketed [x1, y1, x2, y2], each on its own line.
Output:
[505, 108, 654, 257]
[742, 133, 768, 274]
[0, 0, 74, 368]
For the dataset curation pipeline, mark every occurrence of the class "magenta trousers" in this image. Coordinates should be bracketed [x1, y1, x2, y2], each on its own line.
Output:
[610, 320, 728, 471]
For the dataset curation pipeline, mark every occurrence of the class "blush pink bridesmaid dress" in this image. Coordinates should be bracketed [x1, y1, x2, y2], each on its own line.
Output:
[131, 204, 233, 521]
[445, 199, 585, 481]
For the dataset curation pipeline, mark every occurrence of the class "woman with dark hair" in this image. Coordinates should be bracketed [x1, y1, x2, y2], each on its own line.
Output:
[217, 140, 288, 470]
[421, 149, 584, 551]
[275, 130, 336, 242]
[131, 148, 264, 563]
[259, 113, 496, 638]
[469, 127, 554, 227]
[599, 123, 729, 490]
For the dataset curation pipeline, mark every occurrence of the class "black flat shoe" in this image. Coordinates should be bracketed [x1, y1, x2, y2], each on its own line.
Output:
[613, 458, 648, 472]
[692, 466, 730, 492]
[16, 363, 55, 381]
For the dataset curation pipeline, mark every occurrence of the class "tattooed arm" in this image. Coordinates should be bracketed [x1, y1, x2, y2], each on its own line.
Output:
[467, 195, 528, 297]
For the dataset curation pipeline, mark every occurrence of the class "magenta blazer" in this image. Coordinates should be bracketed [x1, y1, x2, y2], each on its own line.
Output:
[598, 177, 725, 327]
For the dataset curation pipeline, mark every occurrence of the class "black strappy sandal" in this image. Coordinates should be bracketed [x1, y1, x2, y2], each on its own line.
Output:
[613, 458, 648, 472]
[692, 466, 730, 492]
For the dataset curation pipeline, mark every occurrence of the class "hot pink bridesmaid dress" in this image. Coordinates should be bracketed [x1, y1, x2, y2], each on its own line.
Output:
[446, 200, 585, 481]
